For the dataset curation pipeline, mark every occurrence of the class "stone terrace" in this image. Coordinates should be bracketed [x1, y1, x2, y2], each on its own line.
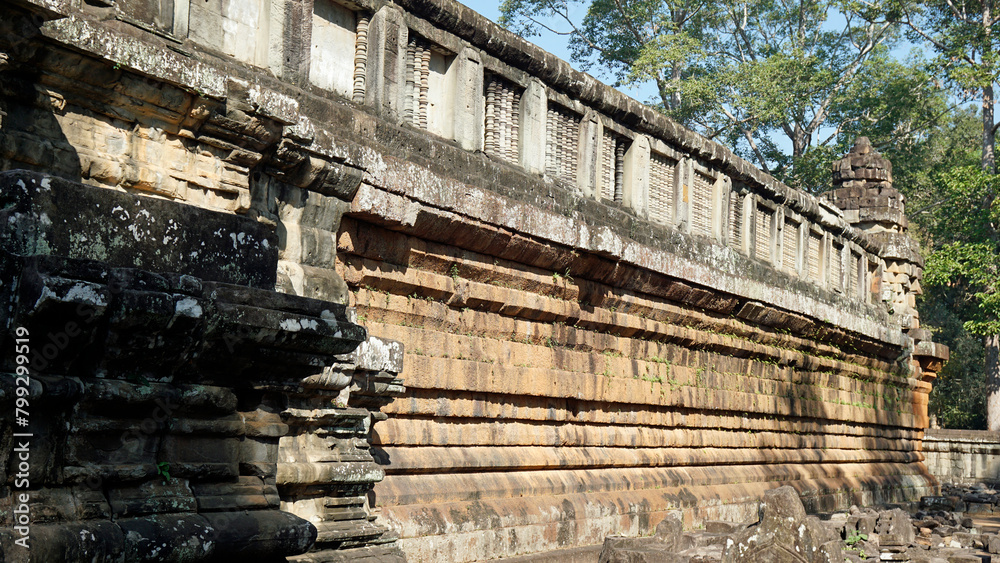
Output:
[0, 0, 948, 560]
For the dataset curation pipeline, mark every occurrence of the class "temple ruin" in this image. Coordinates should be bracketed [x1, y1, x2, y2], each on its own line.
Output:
[0, 0, 949, 560]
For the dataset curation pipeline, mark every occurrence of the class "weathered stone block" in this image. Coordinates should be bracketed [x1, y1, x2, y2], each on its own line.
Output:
[107, 480, 197, 517]
[877, 508, 915, 547]
[191, 477, 278, 511]
[159, 435, 241, 479]
[347, 336, 405, 373]
[598, 513, 692, 563]
[987, 534, 1000, 553]
[0, 170, 278, 288]
[721, 486, 843, 563]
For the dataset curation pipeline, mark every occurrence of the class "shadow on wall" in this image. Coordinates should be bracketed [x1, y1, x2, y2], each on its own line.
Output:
[0, 8, 82, 183]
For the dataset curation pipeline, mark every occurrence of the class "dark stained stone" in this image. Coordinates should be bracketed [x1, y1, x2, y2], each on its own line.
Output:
[0, 170, 278, 289]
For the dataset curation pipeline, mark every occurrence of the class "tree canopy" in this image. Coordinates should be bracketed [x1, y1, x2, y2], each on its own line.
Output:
[499, 0, 947, 189]
[860, 0, 1000, 169]
[859, 0, 1000, 428]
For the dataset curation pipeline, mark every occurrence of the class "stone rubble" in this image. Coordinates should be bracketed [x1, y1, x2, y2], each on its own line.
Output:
[600, 485, 1000, 563]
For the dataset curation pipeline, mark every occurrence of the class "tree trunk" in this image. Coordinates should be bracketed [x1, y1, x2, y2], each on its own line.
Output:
[983, 83, 995, 173]
[988, 334, 1000, 430]
[792, 125, 807, 159]
[982, 1, 999, 430]
[670, 63, 682, 110]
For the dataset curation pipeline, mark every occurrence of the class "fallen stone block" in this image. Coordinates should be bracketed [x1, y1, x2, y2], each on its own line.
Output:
[877, 508, 915, 548]
[599, 512, 693, 563]
[988, 534, 1000, 554]
[721, 486, 843, 563]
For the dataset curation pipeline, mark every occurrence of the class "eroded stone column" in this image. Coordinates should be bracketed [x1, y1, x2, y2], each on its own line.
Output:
[577, 110, 600, 198]
[622, 134, 650, 216]
[452, 46, 484, 152]
[365, 5, 407, 117]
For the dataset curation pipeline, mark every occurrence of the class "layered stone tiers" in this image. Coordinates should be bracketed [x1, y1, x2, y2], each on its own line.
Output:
[337, 210, 934, 560]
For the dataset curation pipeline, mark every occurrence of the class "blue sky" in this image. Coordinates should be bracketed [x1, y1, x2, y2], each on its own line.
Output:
[474, 3, 573, 61]
[472, 2, 659, 103]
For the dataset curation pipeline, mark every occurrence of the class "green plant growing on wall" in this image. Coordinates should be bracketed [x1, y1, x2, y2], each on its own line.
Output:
[695, 366, 707, 388]
[845, 531, 868, 556]
[156, 462, 171, 484]
[126, 373, 150, 387]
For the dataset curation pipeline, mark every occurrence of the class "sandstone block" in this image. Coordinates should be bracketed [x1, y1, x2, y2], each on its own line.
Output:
[0, 170, 278, 288]
[722, 486, 842, 563]
[877, 508, 914, 547]
[107, 480, 197, 518]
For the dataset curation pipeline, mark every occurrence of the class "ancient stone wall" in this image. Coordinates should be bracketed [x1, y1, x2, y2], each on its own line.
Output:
[0, 170, 404, 562]
[923, 430, 1000, 485]
[0, 0, 946, 560]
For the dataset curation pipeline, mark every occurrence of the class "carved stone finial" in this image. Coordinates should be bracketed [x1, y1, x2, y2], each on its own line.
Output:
[830, 136, 893, 190]
[851, 136, 873, 155]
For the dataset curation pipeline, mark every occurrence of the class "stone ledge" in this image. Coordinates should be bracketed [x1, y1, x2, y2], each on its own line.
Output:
[349, 182, 904, 348]
[0, 170, 277, 289]
[924, 430, 1000, 444]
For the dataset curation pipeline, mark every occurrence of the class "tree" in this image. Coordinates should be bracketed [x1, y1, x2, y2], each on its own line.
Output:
[888, 105, 993, 431]
[770, 53, 950, 192]
[498, 0, 719, 113]
[923, 281, 988, 429]
[922, 167, 1000, 428]
[865, 0, 1000, 428]
[867, 0, 1000, 169]
[498, 0, 944, 188]
[888, 109, 983, 428]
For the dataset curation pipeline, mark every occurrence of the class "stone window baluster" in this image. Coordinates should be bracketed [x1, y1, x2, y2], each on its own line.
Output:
[353, 15, 369, 103]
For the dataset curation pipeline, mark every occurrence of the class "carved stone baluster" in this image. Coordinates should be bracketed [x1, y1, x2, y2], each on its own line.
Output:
[560, 111, 569, 181]
[498, 81, 509, 161]
[545, 107, 555, 175]
[419, 44, 430, 129]
[614, 139, 625, 203]
[403, 39, 416, 123]
[598, 131, 614, 199]
[503, 84, 514, 161]
[564, 113, 573, 181]
[411, 43, 421, 123]
[553, 109, 562, 177]
[511, 89, 521, 159]
[485, 78, 496, 155]
[353, 16, 369, 104]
